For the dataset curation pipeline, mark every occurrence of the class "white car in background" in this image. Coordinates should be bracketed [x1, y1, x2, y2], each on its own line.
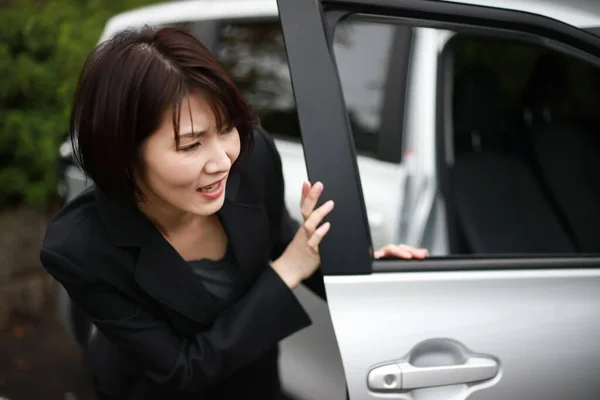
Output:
[56, 0, 600, 399]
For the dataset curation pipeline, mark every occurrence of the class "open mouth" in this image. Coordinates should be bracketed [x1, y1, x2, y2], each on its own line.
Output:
[197, 177, 225, 194]
[198, 182, 221, 193]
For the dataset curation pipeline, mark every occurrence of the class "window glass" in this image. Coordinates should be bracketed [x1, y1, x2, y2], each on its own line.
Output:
[444, 34, 600, 256]
[332, 21, 396, 158]
[216, 21, 301, 141]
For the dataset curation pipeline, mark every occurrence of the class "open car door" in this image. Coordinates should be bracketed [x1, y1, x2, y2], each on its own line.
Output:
[276, 0, 600, 399]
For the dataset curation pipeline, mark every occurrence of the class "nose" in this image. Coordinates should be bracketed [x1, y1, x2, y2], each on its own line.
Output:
[204, 145, 231, 175]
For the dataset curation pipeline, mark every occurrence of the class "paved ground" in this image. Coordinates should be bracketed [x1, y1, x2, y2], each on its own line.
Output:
[0, 302, 97, 400]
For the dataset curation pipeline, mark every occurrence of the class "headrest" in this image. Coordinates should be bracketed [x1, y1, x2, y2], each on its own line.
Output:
[453, 66, 502, 141]
[521, 53, 568, 125]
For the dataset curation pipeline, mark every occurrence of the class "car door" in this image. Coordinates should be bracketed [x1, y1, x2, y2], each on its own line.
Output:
[276, 0, 600, 399]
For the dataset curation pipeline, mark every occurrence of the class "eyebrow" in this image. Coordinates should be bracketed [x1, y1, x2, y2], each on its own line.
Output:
[178, 129, 208, 139]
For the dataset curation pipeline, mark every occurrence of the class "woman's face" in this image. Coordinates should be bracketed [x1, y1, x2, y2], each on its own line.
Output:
[137, 94, 241, 218]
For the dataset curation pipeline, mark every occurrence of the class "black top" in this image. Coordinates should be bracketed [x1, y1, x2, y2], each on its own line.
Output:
[187, 242, 237, 304]
[39, 129, 326, 400]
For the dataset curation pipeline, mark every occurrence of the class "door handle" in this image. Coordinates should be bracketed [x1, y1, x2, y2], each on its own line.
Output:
[368, 356, 499, 391]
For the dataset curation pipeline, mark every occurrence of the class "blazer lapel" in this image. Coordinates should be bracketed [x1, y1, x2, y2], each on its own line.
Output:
[95, 168, 271, 326]
[134, 231, 221, 324]
[216, 168, 271, 291]
[217, 200, 270, 288]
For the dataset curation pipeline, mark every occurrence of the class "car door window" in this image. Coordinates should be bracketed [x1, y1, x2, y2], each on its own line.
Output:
[327, 16, 600, 257]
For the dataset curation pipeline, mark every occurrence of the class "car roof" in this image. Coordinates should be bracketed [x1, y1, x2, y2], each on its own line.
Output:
[101, 0, 600, 43]
[100, 0, 278, 42]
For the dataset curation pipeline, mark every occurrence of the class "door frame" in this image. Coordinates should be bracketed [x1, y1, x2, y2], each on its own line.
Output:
[276, 0, 600, 276]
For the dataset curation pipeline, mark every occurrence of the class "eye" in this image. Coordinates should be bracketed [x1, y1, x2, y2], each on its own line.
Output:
[180, 142, 200, 152]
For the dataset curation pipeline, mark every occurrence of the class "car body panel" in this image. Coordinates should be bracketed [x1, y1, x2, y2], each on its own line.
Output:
[324, 269, 600, 399]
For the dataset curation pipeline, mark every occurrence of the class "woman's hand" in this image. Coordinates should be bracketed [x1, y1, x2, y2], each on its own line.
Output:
[271, 181, 333, 289]
[374, 244, 429, 260]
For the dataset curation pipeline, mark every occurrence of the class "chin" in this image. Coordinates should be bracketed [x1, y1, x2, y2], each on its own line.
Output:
[192, 196, 225, 216]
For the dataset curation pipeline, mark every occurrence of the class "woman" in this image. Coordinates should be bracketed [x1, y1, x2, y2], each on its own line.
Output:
[40, 27, 428, 400]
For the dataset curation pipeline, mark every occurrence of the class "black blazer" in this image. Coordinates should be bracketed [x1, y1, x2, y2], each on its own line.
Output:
[40, 129, 326, 400]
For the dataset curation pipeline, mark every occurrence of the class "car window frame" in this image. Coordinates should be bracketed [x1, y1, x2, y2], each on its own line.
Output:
[587, 26, 600, 37]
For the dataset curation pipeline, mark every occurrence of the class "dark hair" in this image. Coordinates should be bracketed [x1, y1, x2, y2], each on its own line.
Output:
[70, 26, 257, 202]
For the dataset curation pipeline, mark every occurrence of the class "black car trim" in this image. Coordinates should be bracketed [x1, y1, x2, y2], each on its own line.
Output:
[278, 0, 374, 275]
[373, 255, 600, 273]
[323, 0, 600, 57]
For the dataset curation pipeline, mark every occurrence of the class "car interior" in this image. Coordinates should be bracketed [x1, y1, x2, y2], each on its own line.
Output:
[447, 35, 600, 255]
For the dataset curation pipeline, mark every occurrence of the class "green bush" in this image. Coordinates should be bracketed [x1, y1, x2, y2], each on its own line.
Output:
[0, 0, 159, 209]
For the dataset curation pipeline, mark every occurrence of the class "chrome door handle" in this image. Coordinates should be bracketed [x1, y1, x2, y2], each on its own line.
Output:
[368, 356, 499, 391]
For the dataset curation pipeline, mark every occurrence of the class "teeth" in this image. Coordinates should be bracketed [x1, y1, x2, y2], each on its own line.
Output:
[199, 183, 218, 193]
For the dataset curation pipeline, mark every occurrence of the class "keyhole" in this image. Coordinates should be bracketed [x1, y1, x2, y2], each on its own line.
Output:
[383, 374, 398, 387]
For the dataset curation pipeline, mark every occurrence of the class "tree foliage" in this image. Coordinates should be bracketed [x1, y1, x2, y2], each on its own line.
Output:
[0, 0, 159, 208]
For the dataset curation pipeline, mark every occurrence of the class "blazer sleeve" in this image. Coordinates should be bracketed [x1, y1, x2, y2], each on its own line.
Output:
[259, 129, 327, 300]
[40, 246, 311, 393]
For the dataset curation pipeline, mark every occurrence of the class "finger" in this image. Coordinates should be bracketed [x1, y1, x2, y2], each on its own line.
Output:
[374, 248, 387, 259]
[304, 200, 334, 232]
[375, 244, 428, 259]
[384, 245, 413, 259]
[411, 248, 429, 258]
[398, 244, 428, 259]
[374, 244, 396, 259]
[300, 181, 311, 206]
[301, 181, 324, 221]
[307, 222, 331, 250]
[392, 248, 414, 259]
